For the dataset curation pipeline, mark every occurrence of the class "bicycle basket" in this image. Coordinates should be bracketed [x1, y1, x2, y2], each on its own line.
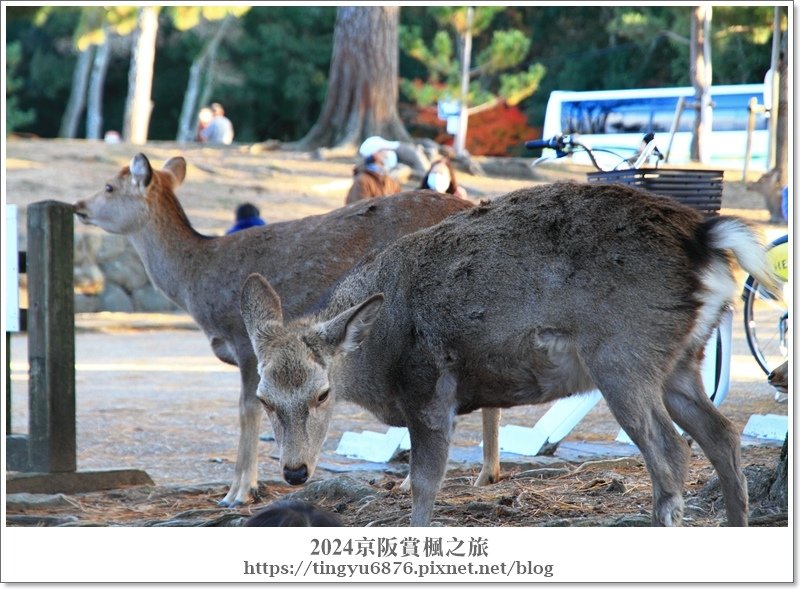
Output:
[586, 168, 723, 218]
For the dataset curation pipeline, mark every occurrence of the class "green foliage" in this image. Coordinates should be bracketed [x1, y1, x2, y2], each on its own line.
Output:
[712, 6, 782, 84]
[477, 30, 530, 74]
[400, 7, 544, 110]
[428, 6, 504, 35]
[500, 64, 546, 106]
[4, 6, 779, 142]
[214, 6, 336, 142]
[6, 7, 78, 134]
[6, 41, 36, 133]
[167, 6, 250, 32]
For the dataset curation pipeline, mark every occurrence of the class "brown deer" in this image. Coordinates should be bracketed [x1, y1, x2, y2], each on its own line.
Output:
[240, 181, 779, 526]
[768, 360, 789, 396]
[73, 153, 473, 506]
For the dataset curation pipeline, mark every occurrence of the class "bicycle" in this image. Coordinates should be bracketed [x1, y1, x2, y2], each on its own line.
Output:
[742, 233, 789, 376]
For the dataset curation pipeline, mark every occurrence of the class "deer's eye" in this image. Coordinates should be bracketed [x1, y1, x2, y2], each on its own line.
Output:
[257, 397, 274, 413]
[316, 388, 330, 406]
[105, 184, 114, 193]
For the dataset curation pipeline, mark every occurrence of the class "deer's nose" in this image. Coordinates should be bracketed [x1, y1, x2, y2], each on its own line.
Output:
[73, 202, 88, 221]
[283, 464, 309, 486]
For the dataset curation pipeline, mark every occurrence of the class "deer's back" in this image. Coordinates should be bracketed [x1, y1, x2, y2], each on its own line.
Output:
[191, 190, 472, 327]
[348, 182, 713, 408]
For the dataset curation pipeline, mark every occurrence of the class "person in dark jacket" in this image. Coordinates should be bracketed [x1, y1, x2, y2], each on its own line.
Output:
[226, 203, 266, 234]
[345, 136, 402, 205]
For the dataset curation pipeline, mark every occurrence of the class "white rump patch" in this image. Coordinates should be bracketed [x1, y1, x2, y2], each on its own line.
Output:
[690, 258, 737, 347]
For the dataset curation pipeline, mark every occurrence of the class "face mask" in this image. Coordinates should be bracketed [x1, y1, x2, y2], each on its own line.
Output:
[382, 151, 398, 170]
[427, 172, 450, 193]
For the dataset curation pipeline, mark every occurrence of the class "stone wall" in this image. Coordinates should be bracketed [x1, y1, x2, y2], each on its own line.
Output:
[73, 234, 180, 313]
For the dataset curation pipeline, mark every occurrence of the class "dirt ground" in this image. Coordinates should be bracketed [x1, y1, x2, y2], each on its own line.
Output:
[4, 138, 789, 527]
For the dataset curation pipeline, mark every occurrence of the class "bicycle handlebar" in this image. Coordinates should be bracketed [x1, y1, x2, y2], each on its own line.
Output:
[524, 137, 562, 150]
[525, 133, 662, 172]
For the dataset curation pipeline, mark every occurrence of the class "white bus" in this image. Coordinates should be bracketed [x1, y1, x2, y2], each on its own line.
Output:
[541, 84, 768, 170]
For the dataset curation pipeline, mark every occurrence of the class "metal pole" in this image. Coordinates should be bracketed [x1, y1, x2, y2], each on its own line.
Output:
[665, 96, 686, 163]
[742, 97, 758, 180]
[454, 7, 474, 157]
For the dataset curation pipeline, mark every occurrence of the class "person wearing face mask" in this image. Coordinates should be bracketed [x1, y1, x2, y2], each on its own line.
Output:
[420, 158, 468, 199]
[345, 136, 403, 205]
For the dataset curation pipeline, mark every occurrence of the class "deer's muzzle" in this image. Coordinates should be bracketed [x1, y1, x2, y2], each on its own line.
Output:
[283, 464, 309, 485]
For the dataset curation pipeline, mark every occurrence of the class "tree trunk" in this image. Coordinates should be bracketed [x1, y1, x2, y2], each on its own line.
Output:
[296, 6, 411, 150]
[768, 435, 789, 510]
[176, 15, 233, 142]
[773, 22, 788, 187]
[689, 5, 712, 163]
[757, 9, 787, 222]
[86, 32, 111, 140]
[59, 46, 94, 138]
[123, 6, 160, 145]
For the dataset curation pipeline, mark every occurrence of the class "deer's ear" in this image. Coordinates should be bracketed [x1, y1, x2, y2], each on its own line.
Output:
[130, 153, 153, 188]
[162, 157, 186, 188]
[240, 273, 284, 349]
[317, 294, 384, 353]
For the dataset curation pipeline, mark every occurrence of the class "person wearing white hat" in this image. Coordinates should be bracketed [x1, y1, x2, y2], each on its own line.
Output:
[345, 136, 402, 204]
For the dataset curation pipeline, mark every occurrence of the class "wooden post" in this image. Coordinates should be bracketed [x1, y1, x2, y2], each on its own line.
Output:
[7, 200, 153, 492]
[26, 200, 76, 473]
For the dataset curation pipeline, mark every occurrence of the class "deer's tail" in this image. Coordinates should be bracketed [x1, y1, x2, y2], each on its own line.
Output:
[689, 216, 780, 347]
[705, 217, 781, 296]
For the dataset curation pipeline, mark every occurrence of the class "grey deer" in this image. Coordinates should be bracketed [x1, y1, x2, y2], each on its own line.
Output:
[240, 181, 779, 527]
[73, 153, 474, 506]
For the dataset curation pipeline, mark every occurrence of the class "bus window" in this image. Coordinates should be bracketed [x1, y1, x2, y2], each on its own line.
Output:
[542, 84, 768, 170]
[711, 92, 767, 131]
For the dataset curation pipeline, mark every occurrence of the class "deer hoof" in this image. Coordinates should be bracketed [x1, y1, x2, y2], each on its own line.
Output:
[474, 469, 499, 487]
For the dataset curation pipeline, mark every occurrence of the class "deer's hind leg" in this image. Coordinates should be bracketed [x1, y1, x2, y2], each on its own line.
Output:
[589, 354, 690, 526]
[663, 354, 748, 526]
[475, 408, 501, 486]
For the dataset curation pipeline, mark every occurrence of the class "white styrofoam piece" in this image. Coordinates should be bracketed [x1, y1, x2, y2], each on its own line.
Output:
[498, 424, 549, 456]
[496, 391, 603, 456]
[540, 391, 604, 442]
[743, 414, 789, 441]
[335, 427, 410, 463]
[393, 427, 411, 451]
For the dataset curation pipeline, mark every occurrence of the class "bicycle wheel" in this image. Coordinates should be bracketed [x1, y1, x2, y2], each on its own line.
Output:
[742, 274, 789, 375]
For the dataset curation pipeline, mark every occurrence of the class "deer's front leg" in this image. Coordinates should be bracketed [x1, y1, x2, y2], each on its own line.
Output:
[219, 356, 263, 507]
[406, 369, 457, 526]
